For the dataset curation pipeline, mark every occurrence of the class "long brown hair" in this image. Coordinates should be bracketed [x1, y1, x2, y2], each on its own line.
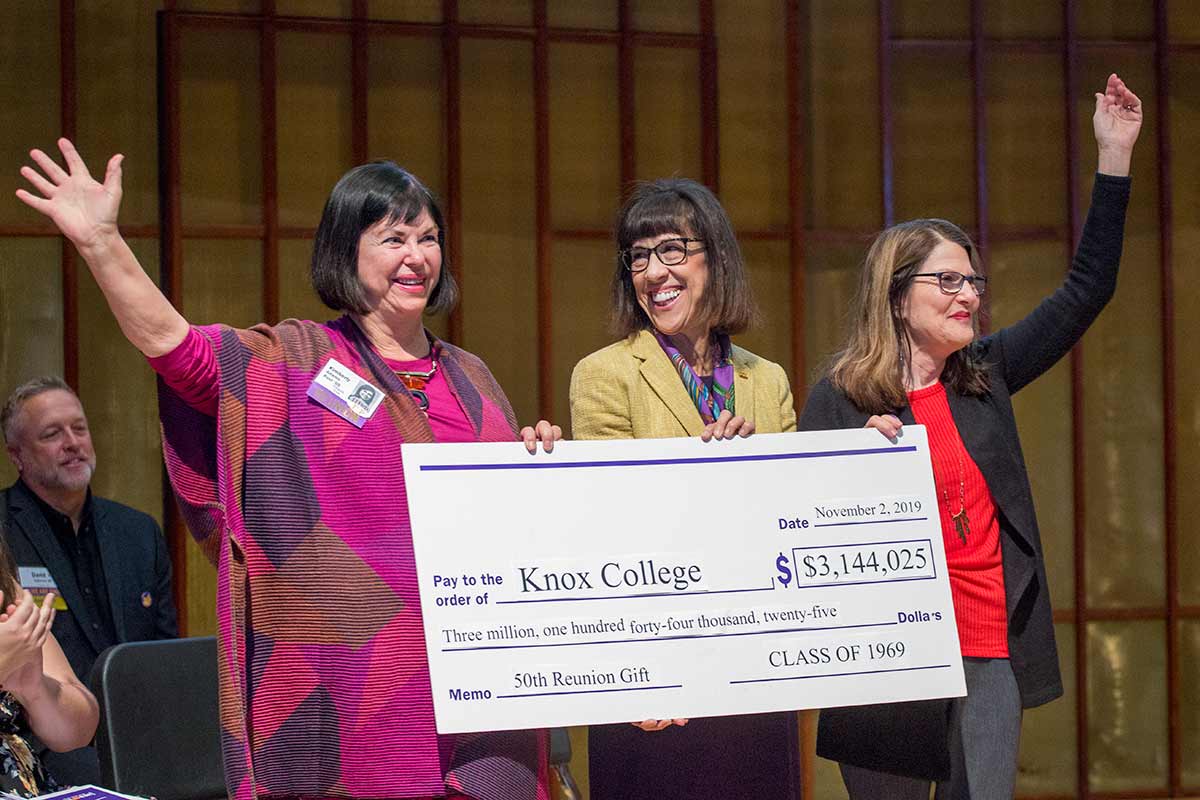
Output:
[0, 529, 19, 605]
[827, 218, 990, 413]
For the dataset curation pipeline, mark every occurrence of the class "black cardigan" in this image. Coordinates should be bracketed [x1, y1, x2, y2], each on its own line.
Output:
[798, 173, 1131, 780]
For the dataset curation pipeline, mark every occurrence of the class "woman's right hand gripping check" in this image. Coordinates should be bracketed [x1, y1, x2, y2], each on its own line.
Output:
[865, 414, 903, 443]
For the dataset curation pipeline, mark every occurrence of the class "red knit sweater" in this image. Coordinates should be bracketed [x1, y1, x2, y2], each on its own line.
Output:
[908, 382, 1009, 657]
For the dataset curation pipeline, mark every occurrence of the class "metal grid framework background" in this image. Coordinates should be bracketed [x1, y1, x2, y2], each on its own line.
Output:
[1, 1, 1194, 797]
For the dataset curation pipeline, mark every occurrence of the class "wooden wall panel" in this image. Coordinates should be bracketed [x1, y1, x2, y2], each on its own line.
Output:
[1017, 622, 1079, 795]
[277, 31, 354, 229]
[990, 240, 1077, 601]
[177, 0, 260, 12]
[369, 0, 441, 23]
[1183, 620, 1200, 786]
[277, 238, 329, 323]
[736, 240, 792, 377]
[633, 47, 702, 182]
[1076, 2, 1155, 40]
[183, 240, 265, 328]
[546, 1, 616, 30]
[0, 239, 65, 488]
[366, 35, 444, 194]
[77, 0, 160, 226]
[891, 50, 975, 226]
[892, 0, 968, 37]
[985, 54, 1066, 231]
[550, 239, 613, 437]
[458, 0, 530, 26]
[631, 0, 699, 33]
[1170, 55, 1200, 611]
[1169, 2, 1200, 39]
[802, 242, 861, 386]
[807, 0, 880, 231]
[548, 43, 620, 230]
[714, 0, 789, 233]
[982, 0, 1062, 38]
[179, 28, 263, 225]
[0, 4, 60, 227]
[458, 39, 538, 424]
[277, 0, 353, 16]
[1087, 621, 1169, 792]
[76, 242, 163, 523]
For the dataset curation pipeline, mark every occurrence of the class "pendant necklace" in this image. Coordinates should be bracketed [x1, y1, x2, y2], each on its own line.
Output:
[395, 359, 438, 413]
[944, 448, 970, 545]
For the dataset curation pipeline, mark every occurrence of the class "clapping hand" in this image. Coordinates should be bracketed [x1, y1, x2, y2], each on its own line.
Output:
[0, 591, 55, 698]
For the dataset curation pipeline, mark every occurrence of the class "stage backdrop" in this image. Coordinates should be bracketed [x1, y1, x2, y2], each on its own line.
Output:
[1, 2, 1197, 798]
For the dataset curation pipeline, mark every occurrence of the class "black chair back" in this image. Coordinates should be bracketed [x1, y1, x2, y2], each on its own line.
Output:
[88, 636, 225, 800]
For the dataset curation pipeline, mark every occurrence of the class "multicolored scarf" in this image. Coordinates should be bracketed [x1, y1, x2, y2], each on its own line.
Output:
[653, 330, 736, 424]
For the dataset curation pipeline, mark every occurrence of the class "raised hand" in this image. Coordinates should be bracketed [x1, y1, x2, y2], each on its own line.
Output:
[16, 138, 124, 252]
[15, 137, 189, 357]
[1093, 73, 1142, 175]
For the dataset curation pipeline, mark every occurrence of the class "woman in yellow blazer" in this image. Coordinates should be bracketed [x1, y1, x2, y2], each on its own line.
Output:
[570, 178, 799, 799]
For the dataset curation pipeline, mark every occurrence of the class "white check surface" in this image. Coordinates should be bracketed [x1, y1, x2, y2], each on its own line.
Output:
[402, 427, 965, 733]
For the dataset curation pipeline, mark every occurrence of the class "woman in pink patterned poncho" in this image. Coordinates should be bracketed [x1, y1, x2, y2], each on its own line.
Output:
[18, 140, 558, 800]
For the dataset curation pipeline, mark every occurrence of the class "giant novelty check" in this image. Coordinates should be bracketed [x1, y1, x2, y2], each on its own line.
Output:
[402, 427, 965, 734]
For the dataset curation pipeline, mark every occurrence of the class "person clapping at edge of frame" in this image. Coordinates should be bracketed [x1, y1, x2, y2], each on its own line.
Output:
[569, 178, 799, 799]
[797, 73, 1142, 799]
[17, 142, 561, 800]
[0, 531, 99, 798]
[2, 375, 178, 787]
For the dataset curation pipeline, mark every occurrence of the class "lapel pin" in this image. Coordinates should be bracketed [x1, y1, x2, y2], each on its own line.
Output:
[141, 592, 153, 608]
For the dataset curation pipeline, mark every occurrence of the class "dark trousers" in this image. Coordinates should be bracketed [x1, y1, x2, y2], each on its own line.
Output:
[589, 712, 800, 799]
[839, 658, 1022, 800]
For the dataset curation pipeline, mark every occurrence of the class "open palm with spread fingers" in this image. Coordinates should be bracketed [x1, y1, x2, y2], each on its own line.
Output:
[14, 138, 188, 356]
[17, 138, 123, 252]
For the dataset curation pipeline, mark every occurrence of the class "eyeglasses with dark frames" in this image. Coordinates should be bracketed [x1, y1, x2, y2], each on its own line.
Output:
[909, 271, 988, 296]
[620, 237, 705, 272]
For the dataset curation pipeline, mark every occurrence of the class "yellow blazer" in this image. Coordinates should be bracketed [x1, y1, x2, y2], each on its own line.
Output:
[570, 329, 796, 440]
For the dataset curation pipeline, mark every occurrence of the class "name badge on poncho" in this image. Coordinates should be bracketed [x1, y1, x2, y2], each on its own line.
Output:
[307, 358, 384, 428]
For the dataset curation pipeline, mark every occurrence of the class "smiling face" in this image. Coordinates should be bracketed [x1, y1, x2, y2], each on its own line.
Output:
[355, 208, 443, 318]
[630, 232, 710, 342]
[7, 389, 96, 495]
[899, 238, 980, 362]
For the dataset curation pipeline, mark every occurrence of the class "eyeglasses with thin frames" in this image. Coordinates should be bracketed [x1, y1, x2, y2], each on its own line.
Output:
[909, 271, 988, 296]
[620, 238, 705, 272]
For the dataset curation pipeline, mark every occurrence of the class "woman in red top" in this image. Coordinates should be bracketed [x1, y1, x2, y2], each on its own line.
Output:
[798, 74, 1142, 798]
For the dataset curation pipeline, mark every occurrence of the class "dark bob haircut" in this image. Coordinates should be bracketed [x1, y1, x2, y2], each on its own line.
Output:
[311, 161, 457, 315]
[611, 177, 756, 338]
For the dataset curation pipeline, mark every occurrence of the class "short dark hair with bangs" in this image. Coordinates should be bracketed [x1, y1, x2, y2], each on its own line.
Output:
[611, 177, 756, 338]
[310, 161, 457, 315]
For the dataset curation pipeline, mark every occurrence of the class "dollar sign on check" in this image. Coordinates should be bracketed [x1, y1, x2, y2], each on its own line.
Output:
[776, 552, 793, 588]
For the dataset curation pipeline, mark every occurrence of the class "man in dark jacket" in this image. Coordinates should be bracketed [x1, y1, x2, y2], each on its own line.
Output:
[2, 375, 177, 786]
